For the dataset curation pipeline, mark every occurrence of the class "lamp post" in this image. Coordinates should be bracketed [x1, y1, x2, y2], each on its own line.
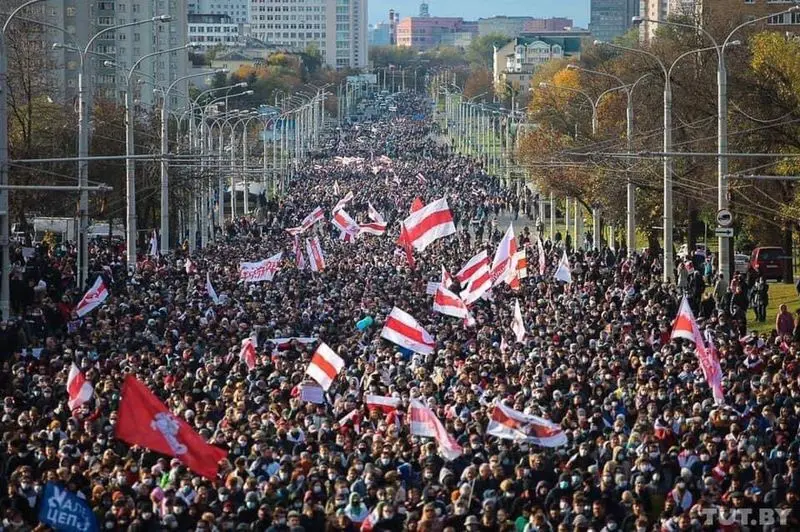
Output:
[631, 9, 797, 282]
[565, 66, 652, 254]
[155, 69, 224, 254]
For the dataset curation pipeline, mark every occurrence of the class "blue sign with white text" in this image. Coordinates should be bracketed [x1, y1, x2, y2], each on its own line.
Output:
[38, 482, 99, 532]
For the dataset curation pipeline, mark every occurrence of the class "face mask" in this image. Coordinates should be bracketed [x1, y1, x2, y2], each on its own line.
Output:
[559, 481, 569, 489]
[20, 483, 30, 490]
[105, 523, 115, 530]
[571, 476, 581, 485]
[314, 486, 322, 493]
[559, 501, 569, 510]
[219, 495, 229, 502]
[117, 476, 127, 485]
[142, 513, 152, 520]
[579, 449, 588, 456]
[174, 507, 184, 515]
[247, 502, 256, 509]
[168, 522, 178, 529]
[381, 458, 390, 465]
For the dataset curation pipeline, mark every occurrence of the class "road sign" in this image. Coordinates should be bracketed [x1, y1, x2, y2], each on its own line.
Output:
[715, 227, 734, 238]
[716, 208, 733, 227]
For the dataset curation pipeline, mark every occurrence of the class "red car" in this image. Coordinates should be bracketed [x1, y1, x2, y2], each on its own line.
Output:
[750, 246, 785, 280]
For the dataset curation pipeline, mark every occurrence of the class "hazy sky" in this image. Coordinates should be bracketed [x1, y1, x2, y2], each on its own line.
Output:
[369, 0, 591, 27]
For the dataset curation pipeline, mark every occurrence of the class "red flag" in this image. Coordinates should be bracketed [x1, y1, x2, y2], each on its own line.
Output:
[115, 375, 227, 480]
[399, 222, 415, 269]
[410, 197, 424, 213]
[240, 338, 257, 370]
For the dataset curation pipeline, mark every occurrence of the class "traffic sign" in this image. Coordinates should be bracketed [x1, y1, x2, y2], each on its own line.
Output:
[716, 208, 733, 227]
[715, 227, 734, 238]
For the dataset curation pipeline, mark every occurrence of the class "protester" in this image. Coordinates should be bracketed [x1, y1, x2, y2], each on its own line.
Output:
[0, 91, 798, 532]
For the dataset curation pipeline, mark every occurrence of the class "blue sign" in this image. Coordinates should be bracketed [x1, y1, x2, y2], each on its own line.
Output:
[39, 482, 99, 532]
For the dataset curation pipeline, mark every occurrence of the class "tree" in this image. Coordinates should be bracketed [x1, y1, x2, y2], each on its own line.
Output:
[463, 68, 494, 102]
[466, 33, 511, 70]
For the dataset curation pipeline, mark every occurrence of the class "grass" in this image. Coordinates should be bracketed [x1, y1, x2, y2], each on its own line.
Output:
[747, 281, 798, 334]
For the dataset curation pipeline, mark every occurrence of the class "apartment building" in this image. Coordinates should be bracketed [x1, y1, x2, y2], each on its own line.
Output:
[188, 13, 242, 48]
[589, 0, 639, 42]
[188, 0, 250, 23]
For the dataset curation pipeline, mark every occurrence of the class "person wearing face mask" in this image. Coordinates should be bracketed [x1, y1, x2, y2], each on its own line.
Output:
[544, 474, 573, 511]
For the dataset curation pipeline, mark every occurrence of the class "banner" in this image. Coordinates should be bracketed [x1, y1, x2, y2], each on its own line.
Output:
[39, 482, 99, 532]
[239, 252, 283, 283]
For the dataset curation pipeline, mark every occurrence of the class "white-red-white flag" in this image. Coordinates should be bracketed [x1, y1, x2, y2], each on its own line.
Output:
[294, 236, 306, 270]
[366, 394, 400, 413]
[75, 277, 109, 318]
[206, 272, 220, 305]
[456, 250, 489, 285]
[440, 265, 453, 289]
[149, 230, 158, 257]
[671, 296, 697, 343]
[67, 363, 93, 411]
[491, 224, 518, 286]
[671, 297, 725, 404]
[332, 209, 360, 238]
[409, 399, 462, 461]
[416, 173, 427, 184]
[306, 343, 345, 391]
[332, 191, 354, 213]
[380, 307, 435, 355]
[487, 402, 567, 447]
[338, 409, 361, 433]
[333, 180, 341, 195]
[358, 222, 387, 236]
[339, 230, 357, 243]
[401, 198, 456, 251]
[433, 285, 475, 326]
[185, 259, 196, 275]
[537, 237, 547, 276]
[306, 237, 325, 272]
[368, 203, 385, 224]
[509, 249, 527, 291]
[512, 299, 526, 343]
[459, 254, 492, 306]
[240, 337, 257, 370]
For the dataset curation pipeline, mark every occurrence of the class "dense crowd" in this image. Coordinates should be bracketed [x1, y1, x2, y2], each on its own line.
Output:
[1, 92, 800, 532]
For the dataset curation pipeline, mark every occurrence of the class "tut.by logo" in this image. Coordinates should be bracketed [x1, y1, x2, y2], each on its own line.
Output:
[699, 507, 791, 527]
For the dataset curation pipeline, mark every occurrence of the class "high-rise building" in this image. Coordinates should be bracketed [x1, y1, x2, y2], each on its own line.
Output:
[396, 17, 477, 49]
[639, 0, 700, 41]
[589, 0, 639, 42]
[188, 13, 242, 48]
[523, 17, 574, 32]
[477, 16, 533, 38]
[248, 0, 367, 69]
[188, 0, 250, 23]
[37, 1, 190, 109]
[419, 2, 429, 18]
[369, 22, 392, 45]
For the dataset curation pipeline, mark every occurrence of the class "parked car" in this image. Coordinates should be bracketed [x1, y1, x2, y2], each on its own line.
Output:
[750, 246, 786, 280]
[734, 253, 749, 274]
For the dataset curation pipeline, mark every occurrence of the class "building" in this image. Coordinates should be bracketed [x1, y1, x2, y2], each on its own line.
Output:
[38, 0, 190, 109]
[699, 0, 800, 34]
[439, 31, 474, 48]
[188, 13, 241, 48]
[492, 31, 588, 93]
[389, 9, 399, 45]
[639, 0, 700, 41]
[396, 17, 477, 50]
[369, 22, 392, 45]
[248, 0, 367, 69]
[188, 0, 250, 23]
[523, 17, 574, 32]
[419, 2, 429, 17]
[589, 0, 639, 42]
[477, 16, 533, 38]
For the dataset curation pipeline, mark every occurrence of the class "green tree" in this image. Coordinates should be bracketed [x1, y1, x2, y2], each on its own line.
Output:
[466, 33, 511, 70]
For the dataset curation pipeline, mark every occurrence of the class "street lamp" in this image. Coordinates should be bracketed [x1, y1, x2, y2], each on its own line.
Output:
[154, 68, 226, 254]
[629, 10, 794, 281]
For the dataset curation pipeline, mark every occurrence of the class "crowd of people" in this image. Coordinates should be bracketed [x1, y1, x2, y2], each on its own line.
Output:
[2, 91, 800, 532]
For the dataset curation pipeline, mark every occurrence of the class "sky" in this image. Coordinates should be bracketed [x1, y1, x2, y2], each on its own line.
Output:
[368, 0, 591, 28]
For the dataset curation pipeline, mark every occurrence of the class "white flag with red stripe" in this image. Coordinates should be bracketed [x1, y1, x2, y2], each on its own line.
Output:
[416, 173, 428, 184]
[288, 207, 325, 235]
[456, 250, 489, 285]
[491, 224, 518, 286]
[368, 203, 385, 224]
[358, 222, 387, 236]
[294, 236, 306, 270]
[440, 265, 453, 289]
[401, 197, 456, 252]
[380, 307, 435, 355]
[185, 259, 196, 275]
[306, 237, 325, 272]
[409, 399, 462, 461]
[206, 272, 220, 305]
[338, 409, 361, 433]
[240, 337, 257, 370]
[512, 299, 526, 342]
[67, 363, 93, 411]
[487, 402, 567, 447]
[671, 297, 725, 404]
[554, 251, 572, 283]
[366, 395, 400, 413]
[537, 237, 547, 275]
[75, 277, 109, 318]
[332, 209, 360, 237]
[333, 180, 341, 195]
[333, 191, 354, 213]
[671, 296, 697, 342]
[305, 343, 345, 391]
[433, 285, 475, 326]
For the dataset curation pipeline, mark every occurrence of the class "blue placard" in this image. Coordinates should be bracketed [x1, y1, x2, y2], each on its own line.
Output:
[38, 482, 99, 532]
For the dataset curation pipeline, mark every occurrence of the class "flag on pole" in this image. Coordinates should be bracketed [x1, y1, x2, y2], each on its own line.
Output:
[240, 337, 257, 370]
[333, 180, 341, 195]
[365, 395, 400, 413]
[409, 399, 462, 461]
[306, 237, 325, 272]
[332, 191, 354, 213]
[537, 237, 547, 276]
[358, 222, 387, 236]
[398, 222, 416, 269]
[410, 197, 425, 213]
[487, 402, 567, 447]
[457, 251, 492, 305]
[402, 198, 456, 251]
[381, 307, 435, 354]
[75, 277, 109, 318]
[491, 224, 518, 286]
[332, 209, 360, 238]
[115, 375, 227, 480]
[441, 265, 453, 289]
[149, 230, 158, 257]
[671, 297, 725, 404]
[294, 236, 306, 270]
[66, 363, 93, 411]
[206, 272, 220, 305]
[416, 173, 428, 184]
[305, 343, 345, 391]
[368, 203, 385, 224]
[512, 299, 526, 343]
[554, 251, 572, 283]
[433, 285, 475, 326]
